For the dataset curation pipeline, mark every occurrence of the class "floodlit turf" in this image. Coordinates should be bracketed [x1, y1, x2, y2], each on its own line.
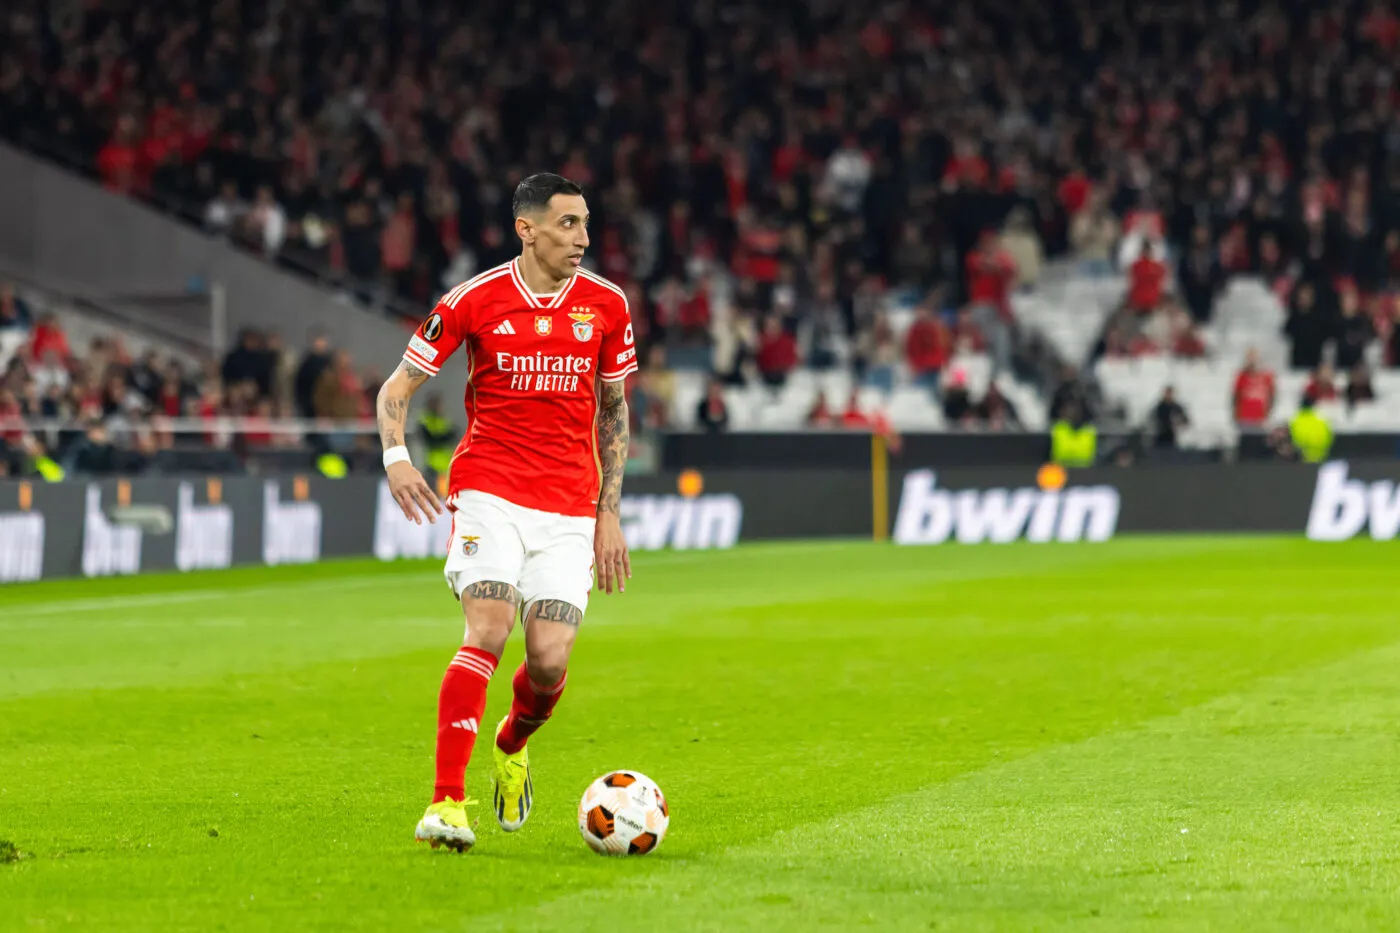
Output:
[2, 537, 1399, 931]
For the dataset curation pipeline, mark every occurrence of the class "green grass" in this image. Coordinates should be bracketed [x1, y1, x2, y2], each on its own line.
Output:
[2, 537, 1399, 931]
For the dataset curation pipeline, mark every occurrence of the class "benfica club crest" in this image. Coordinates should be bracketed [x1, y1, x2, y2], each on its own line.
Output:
[534, 316, 552, 336]
[569, 308, 596, 342]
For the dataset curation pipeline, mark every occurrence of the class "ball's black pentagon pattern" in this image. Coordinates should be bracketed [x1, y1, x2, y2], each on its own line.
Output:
[585, 804, 615, 839]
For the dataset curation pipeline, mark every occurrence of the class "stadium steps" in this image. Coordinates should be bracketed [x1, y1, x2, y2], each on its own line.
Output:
[1, 280, 193, 373]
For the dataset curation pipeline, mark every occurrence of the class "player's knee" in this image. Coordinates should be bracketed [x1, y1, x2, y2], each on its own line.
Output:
[525, 646, 569, 689]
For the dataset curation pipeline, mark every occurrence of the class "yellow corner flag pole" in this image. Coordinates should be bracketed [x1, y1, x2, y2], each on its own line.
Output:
[871, 432, 889, 541]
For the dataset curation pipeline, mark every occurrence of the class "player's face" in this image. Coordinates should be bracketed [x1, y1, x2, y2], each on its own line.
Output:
[524, 194, 590, 279]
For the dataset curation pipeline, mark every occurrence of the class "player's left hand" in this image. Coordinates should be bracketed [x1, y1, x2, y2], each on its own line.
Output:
[594, 512, 631, 594]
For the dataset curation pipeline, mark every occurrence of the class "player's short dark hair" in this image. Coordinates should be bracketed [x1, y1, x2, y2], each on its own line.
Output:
[512, 173, 583, 217]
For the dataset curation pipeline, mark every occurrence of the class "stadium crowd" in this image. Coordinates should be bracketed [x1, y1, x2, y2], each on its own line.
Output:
[3, 0, 1400, 460]
[0, 291, 393, 474]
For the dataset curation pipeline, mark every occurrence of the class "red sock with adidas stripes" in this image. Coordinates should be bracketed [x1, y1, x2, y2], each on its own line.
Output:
[495, 664, 567, 755]
[432, 646, 498, 804]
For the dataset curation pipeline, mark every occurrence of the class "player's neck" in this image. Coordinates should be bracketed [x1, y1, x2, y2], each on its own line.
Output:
[516, 252, 571, 296]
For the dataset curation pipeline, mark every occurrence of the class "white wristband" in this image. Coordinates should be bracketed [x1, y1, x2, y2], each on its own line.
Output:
[382, 446, 412, 469]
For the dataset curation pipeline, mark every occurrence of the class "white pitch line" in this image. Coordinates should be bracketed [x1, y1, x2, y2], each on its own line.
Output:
[1, 571, 440, 619]
[0, 543, 868, 621]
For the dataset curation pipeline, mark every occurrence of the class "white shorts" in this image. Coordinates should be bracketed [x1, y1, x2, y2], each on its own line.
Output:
[443, 490, 596, 618]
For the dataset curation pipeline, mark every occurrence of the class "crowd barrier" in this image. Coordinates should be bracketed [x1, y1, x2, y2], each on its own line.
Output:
[0, 460, 1396, 583]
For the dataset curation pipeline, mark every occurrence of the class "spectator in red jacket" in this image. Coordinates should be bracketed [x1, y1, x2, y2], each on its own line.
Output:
[1057, 166, 1092, 216]
[965, 231, 1017, 374]
[0, 388, 22, 443]
[1233, 349, 1277, 427]
[755, 315, 798, 390]
[27, 314, 71, 364]
[839, 389, 871, 429]
[1127, 242, 1169, 314]
[1167, 304, 1207, 358]
[806, 390, 835, 428]
[904, 303, 952, 391]
[1304, 363, 1340, 404]
[966, 231, 1016, 320]
[96, 114, 143, 195]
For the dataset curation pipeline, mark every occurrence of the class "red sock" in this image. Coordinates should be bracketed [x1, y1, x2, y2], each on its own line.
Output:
[495, 664, 566, 755]
[432, 646, 498, 803]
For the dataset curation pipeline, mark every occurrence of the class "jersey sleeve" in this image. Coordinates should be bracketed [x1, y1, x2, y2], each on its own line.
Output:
[597, 293, 639, 383]
[403, 290, 471, 377]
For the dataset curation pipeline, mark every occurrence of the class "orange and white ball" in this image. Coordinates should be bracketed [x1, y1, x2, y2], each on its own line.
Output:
[578, 770, 669, 856]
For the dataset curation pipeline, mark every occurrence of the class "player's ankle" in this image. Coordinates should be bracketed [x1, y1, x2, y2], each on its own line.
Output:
[496, 725, 524, 756]
[433, 786, 465, 804]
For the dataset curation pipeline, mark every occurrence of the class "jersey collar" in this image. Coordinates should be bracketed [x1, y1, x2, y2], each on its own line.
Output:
[510, 257, 578, 310]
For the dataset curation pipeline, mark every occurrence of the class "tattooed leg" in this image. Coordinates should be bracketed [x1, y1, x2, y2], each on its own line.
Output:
[525, 598, 583, 627]
[522, 599, 582, 689]
[464, 581, 520, 606]
[461, 580, 520, 656]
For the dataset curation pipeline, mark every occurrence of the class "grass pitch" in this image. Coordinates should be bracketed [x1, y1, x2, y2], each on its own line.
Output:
[2, 537, 1398, 931]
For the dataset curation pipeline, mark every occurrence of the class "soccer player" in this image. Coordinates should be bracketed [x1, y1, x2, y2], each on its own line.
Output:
[374, 174, 638, 852]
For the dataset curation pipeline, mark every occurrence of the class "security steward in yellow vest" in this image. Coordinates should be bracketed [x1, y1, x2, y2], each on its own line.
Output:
[1289, 398, 1333, 463]
[418, 395, 457, 479]
[1050, 401, 1097, 468]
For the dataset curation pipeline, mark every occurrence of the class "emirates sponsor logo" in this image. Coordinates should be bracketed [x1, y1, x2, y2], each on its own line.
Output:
[498, 351, 594, 393]
[495, 352, 593, 374]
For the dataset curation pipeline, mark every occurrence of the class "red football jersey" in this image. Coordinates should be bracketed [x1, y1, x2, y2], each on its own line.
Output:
[1233, 369, 1275, 425]
[402, 259, 639, 518]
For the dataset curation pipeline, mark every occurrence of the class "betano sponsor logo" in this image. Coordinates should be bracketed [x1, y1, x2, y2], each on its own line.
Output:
[893, 469, 1120, 545]
[1306, 461, 1400, 541]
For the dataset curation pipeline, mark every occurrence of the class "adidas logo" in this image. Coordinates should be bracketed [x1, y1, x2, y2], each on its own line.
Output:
[493, 321, 517, 335]
[449, 718, 479, 732]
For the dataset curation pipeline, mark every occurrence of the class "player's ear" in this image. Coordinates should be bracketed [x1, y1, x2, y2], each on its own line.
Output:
[514, 215, 533, 245]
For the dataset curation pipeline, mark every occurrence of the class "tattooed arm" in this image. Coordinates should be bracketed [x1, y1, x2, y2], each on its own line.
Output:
[377, 360, 443, 525]
[597, 380, 629, 516]
[377, 359, 431, 449]
[593, 379, 632, 594]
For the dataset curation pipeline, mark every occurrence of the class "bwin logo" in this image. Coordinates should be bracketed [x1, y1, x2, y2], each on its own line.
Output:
[620, 494, 743, 551]
[893, 469, 1120, 545]
[1306, 461, 1400, 541]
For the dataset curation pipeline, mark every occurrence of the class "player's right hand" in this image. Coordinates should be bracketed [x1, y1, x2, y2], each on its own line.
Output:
[387, 462, 443, 525]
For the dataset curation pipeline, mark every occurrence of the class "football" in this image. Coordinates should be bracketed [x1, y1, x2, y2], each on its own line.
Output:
[577, 770, 669, 856]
